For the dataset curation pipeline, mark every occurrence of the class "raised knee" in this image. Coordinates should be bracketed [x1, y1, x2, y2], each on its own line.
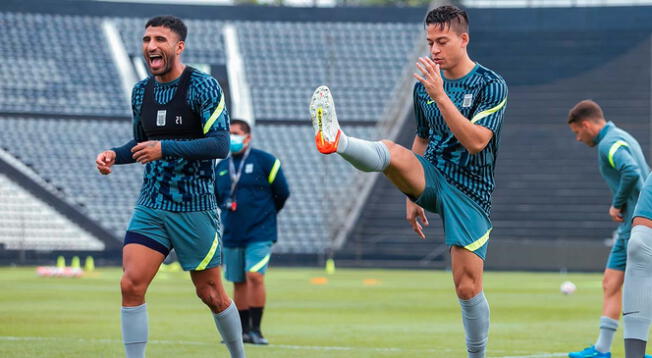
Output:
[380, 140, 398, 155]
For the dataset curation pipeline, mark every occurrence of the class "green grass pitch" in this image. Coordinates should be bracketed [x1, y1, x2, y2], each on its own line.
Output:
[0, 266, 624, 357]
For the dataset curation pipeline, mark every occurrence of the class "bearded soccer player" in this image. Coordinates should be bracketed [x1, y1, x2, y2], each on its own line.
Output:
[567, 100, 651, 358]
[95, 16, 244, 358]
[309, 6, 506, 358]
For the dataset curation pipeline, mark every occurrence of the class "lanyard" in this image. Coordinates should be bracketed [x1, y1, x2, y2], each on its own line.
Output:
[228, 147, 251, 197]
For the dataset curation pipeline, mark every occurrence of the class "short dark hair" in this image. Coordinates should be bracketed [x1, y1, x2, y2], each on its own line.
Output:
[424, 5, 469, 34]
[568, 100, 605, 124]
[145, 15, 187, 41]
[231, 119, 251, 134]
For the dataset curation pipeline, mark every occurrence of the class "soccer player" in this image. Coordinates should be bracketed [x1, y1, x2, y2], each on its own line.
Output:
[309, 6, 506, 357]
[623, 174, 652, 358]
[567, 100, 650, 358]
[95, 16, 245, 358]
[214, 119, 290, 345]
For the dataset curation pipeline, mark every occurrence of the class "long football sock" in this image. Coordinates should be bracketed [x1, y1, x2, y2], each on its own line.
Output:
[250, 306, 264, 333]
[213, 301, 246, 358]
[239, 309, 250, 334]
[623, 225, 652, 358]
[121, 304, 148, 358]
[625, 339, 647, 358]
[459, 292, 490, 358]
[336, 132, 390, 172]
[595, 316, 619, 353]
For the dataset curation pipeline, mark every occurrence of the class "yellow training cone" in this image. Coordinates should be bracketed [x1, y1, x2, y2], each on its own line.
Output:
[325, 258, 335, 275]
[56, 256, 66, 269]
[84, 256, 95, 272]
[71, 256, 81, 269]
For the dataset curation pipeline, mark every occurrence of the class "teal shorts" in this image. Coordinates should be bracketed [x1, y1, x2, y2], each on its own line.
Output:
[125, 205, 222, 271]
[412, 155, 493, 260]
[223, 241, 273, 283]
[606, 234, 628, 271]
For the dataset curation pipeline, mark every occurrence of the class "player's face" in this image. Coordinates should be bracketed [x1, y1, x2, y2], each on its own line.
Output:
[569, 121, 596, 147]
[142, 26, 184, 77]
[426, 24, 469, 71]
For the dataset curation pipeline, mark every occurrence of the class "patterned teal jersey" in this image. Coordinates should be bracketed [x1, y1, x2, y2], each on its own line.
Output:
[595, 121, 649, 236]
[131, 69, 229, 212]
[414, 63, 508, 214]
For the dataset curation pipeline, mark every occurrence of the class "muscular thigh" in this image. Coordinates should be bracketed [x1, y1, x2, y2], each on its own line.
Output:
[381, 140, 426, 198]
[122, 243, 165, 285]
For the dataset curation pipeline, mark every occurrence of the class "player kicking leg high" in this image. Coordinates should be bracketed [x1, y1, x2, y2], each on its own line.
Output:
[310, 6, 507, 357]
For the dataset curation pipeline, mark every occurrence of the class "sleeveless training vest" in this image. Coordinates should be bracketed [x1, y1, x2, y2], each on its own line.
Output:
[140, 66, 203, 140]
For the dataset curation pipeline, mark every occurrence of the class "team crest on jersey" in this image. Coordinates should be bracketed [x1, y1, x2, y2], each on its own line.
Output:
[156, 110, 167, 126]
[462, 94, 473, 108]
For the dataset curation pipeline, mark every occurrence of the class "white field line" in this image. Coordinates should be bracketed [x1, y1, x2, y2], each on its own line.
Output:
[0, 336, 567, 357]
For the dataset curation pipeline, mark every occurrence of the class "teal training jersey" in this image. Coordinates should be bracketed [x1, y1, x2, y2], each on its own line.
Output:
[414, 63, 508, 214]
[633, 173, 652, 221]
[595, 121, 650, 236]
[131, 69, 230, 212]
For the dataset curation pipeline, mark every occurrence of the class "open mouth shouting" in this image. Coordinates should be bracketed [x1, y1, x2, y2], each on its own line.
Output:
[147, 53, 165, 72]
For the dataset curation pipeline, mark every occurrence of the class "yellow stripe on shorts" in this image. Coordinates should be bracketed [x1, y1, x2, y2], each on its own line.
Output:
[249, 254, 271, 273]
[608, 140, 629, 169]
[464, 228, 492, 252]
[194, 233, 219, 271]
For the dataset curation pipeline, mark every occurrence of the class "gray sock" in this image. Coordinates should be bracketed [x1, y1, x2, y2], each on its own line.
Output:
[121, 304, 148, 358]
[336, 132, 390, 172]
[625, 338, 647, 358]
[595, 316, 619, 353]
[459, 291, 490, 358]
[623, 226, 652, 343]
[213, 301, 246, 358]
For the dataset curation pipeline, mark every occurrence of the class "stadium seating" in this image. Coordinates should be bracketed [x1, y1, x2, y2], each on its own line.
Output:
[0, 13, 130, 117]
[0, 117, 141, 239]
[237, 21, 419, 121]
[256, 124, 378, 253]
[113, 17, 227, 66]
[0, 115, 376, 254]
[1, 7, 650, 267]
[0, 173, 104, 251]
[0, 12, 413, 255]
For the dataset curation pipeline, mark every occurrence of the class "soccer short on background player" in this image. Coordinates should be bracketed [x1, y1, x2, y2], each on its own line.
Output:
[223, 241, 273, 282]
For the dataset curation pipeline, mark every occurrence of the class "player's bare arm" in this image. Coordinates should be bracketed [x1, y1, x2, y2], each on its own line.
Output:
[413, 56, 493, 154]
[96, 150, 116, 175]
[131, 140, 162, 164]
[406, 135, 429, 239]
